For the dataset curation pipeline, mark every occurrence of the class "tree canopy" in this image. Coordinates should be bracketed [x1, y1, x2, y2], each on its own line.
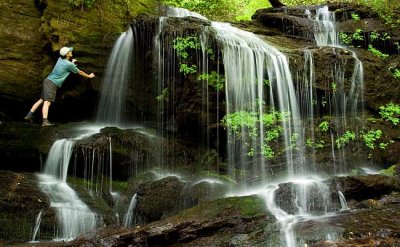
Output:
[161, 0, 400, 21]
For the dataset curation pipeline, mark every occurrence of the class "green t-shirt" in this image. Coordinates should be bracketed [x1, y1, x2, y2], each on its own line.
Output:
[47, 58, 80, 87]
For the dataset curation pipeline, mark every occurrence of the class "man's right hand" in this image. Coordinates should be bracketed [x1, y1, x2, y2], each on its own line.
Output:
[89, 73, 95, 78]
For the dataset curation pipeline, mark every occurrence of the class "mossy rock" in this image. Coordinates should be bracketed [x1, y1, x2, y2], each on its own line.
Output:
[136, 176, 186, 223]
[0, 171, 51, 242]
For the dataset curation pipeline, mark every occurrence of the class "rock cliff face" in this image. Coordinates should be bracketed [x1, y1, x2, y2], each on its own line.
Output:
[0, 0, 157, 121]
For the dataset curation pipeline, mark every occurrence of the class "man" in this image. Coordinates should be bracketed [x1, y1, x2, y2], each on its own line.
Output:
[24, 47, 95, 126]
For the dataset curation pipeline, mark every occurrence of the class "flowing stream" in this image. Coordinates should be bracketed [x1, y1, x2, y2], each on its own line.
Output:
[36, 134, 101, 241]
[31, 5, 363, 245]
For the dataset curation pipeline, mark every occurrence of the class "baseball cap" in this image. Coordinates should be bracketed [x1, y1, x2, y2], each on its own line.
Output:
[60, 47, 73, 56]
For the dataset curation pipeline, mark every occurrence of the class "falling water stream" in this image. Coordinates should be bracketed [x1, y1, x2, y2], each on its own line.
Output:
[31, 5, 364, 245]
[36, 132, 102, 241]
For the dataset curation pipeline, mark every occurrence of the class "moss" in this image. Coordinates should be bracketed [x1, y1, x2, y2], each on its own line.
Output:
[0, 210, 36, 242]
[177, 195, 268, 220]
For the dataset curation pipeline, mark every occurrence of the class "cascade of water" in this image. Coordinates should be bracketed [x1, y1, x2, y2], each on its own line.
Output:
[261, 185, 297, 247]
[95, 27, 134, 125]
[210, 22, 305, 183]
[37, 136, 100, 241]
[311, 6, 365, 173]
[338, 191, 349, 211]
[30, 210, 43, 242]
[44, 140, 75, 182]
[314, 6, 338, 46]
[123, 193, 138, 227]
[109, 137, 113, 192]
[165, 6, 207, 19]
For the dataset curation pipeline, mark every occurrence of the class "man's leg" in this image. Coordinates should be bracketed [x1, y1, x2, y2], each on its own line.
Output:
[42, 100, 51, 120]
[42, 100, 54, 126]
[24, 99, 44, 122]
[30, 99, 44, 113]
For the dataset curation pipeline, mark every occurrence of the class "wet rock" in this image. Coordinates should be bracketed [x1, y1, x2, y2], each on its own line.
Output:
[0, 170, 52, 242]
[331, 174, 400, 202]
[135, 176, 186, 223]
[275, 180, 341, 214]
[82, 196, 276, 247]
[0, 0, 157, 122]
[0, 121, 87, 173]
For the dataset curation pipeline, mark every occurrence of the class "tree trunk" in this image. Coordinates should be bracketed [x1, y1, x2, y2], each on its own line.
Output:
[269, 0, 286, 8]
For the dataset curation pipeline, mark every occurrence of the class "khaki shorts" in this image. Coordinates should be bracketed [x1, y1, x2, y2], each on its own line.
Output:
[40, 78, 57, 102]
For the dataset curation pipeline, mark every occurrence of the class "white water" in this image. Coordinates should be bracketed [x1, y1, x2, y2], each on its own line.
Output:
[313, 6, 364, 174]
[211, 21, 305, 183]
[96, 27, 134, 125]
[83, 5, 366, 246]
[314, 6, 338, 46]
[30, 210, 43, 242]
[37, 134, 101, 241]
[262, 185, 297, 247]
[123, 193, 138, 227]
[166, 6, 207, 19]
[338, 191, 349, 211]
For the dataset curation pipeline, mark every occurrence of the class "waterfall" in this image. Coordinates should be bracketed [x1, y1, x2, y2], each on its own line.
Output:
[311, 6, 365, 173]
[211, 22, 305, 183]
[37, 136, 100, 241]
[95, 27, 134, 125]
[165, 6, 207, 19]
[314, 6, 338, 46]
[109, 136, 113, 192]
[123, 193, 138, 227]
[85, 5, 366, 246]
[261, 185, 297, 247]
[30, 210, 43, 242]
[338, 191, 349, 211]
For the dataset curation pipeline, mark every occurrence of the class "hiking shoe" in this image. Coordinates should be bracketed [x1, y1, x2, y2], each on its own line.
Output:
[24, 115, 34, 123]
[42, 120, 55, 127]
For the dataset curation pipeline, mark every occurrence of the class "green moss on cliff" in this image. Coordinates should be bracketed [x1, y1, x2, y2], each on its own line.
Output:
[177, 195, 268, 220]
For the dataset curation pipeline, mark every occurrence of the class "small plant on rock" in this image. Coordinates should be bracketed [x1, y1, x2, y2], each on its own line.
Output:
[335, 131, 356, 149]
[379, 103, 400, 126]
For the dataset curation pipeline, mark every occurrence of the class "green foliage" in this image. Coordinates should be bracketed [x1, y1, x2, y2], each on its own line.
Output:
[339, 29, 364, 45]
[179, 63, 197, 75]
[281, 0, 327, 5]
[162, 0, 250, 21]
[368, 45, 389, 58]
[222, 109, 290, 159]
[156, 88, 169, 102]
[370, 31, 392, 42]
[351, 12, 361, 21]
[206, 48, 215, 60]
[331, 82, 337, 93]
[261, 144, 274, 158]
[264, 79, 270, 86]
[173, 36, 200, 60]
[173, 36, 201, 76]
[222, 111, 258, 133]
[236, 0, 271, 21]
[379, 103, 400, 126]
[335, 131, 356, 149]
[379, 165, 396, 176]
[68, 0, 95, 8]
[339, 32, 352, 45]
[198, 71, 225, 91]
[163, 0, 400, 23]
[393, 69, 400, 79]
[318, 121, 329, 132]
[370, 31, 379, 41]
[306, 138, 325, 149]
[362, 129, 382, 149]
[352, 29, 364, 41]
